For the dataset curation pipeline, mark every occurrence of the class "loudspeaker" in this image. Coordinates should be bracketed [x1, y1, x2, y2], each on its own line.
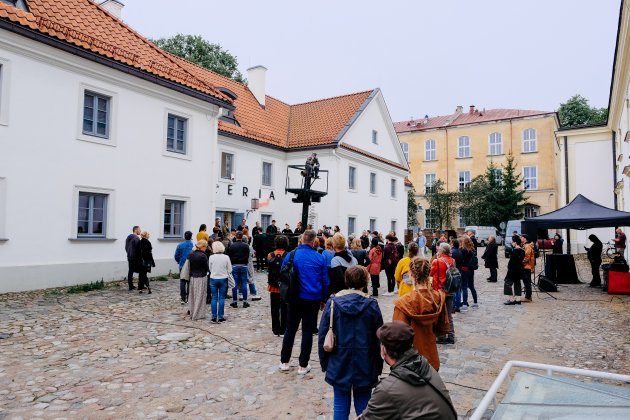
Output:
[538, 275, 558, 292]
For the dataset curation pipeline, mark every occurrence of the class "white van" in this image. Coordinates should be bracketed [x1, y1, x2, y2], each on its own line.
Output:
[504, 220, 523, 257]
[465, 226, 498, 246]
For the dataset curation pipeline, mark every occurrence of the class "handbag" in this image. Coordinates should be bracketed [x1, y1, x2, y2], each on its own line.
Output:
[323, 299, 336, 352]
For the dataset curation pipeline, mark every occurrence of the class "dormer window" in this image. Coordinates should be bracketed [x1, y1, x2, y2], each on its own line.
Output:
[0, 0, 29, 11]
[220, 108, 240, 126]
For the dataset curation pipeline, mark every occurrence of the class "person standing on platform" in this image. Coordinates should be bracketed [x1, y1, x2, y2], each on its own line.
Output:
[586, 234, 603, 287]
[521, 234, 535, 302]
[482, 235, 499, 283]
[552, 233, 564, 254]
[294, 221, 305, 235]
[174, 231, 194, 304]
[504, 236, 525, 305]
[252, 221, 263, 236]
[282, 224, 293, 235]
[266, 220, 279, 235]
[614, 228, 626, 256]
[125, 225, 141, 291]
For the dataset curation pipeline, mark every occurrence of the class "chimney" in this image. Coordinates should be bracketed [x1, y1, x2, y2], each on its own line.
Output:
[423, 114, 429, 124]
[455, 105, 463, 114]
[247, 65, 267, 107]
[469, 105, 475, 115]
[100, 0, 124, 19]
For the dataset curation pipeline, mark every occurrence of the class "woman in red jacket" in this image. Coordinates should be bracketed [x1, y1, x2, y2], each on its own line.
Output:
[367, 238, 383, 297]
[430, 242, 456, 344]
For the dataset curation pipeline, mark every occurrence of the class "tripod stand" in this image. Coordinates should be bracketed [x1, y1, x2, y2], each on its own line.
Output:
[532, 249, 558, 299]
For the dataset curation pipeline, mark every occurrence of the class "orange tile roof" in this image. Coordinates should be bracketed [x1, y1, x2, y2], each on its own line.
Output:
[395, 108, 554, 133]
[0, 0, 232, 105]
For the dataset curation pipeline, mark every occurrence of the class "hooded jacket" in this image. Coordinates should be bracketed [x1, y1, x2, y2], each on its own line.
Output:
[367, 247, 383, 275]
[358, 349, 456, 419]
[328, 250, 358, 295]
[523, 242, 536, 271]
[393, 287, 450, 371]
[318, 290, 383, 392]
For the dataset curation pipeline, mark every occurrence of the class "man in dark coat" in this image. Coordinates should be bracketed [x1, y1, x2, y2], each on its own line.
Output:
[266, 220, 279, 234]
[358, 322, 456, 420]
[125, 225, 141, 291]
[482, 235, 499, 282]
[586, 234, 603, 287]
[504, 236, 525, 305]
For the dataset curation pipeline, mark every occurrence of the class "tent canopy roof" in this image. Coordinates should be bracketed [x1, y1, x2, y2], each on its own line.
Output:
[523, 194, 630, 230]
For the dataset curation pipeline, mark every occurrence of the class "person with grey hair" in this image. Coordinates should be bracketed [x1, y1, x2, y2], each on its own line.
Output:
[431, 242, 457, 344]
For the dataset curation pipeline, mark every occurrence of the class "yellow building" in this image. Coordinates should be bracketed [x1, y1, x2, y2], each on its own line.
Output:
[395, 106, 560, 229]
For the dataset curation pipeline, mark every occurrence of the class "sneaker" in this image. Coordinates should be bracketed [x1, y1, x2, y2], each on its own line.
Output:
[251, 295, 262, 301]
[436, 336, 449, 344]
[382, 292, 394, 296]
[297, 365, 312, 375]
[460, 305, 468, 312]
[230, 302, 238, 308]
[446, 336, 455, 344]
[279, 363, 290, 372]
[471, 303, 479, 308]
[521, 298, 532, 303]
[211, 318, 218, 323]
[454, 307, 461, 313]
[504, 300, 521, 305]
[243, 301, 250, 308]
[218, 318, 226, 323]
[180, 300, 186, 306]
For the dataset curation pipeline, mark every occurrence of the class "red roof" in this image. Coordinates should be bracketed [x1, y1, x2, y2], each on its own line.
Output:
[395, 108, 554, 133]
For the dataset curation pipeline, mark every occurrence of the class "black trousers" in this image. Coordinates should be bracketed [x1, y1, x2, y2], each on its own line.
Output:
[370, 274, 380, 296]
[504, 275, 521, 297]
[384, 266, 396, 293]
[522, 269, 532, 299]
[138, 268, 149, 290]
[590, 260, 602, 286]
[280, 299, 320, 367]
[270, 292, 287, 335]
[489, 267, 498, 282]
[127, 260, 135, 289]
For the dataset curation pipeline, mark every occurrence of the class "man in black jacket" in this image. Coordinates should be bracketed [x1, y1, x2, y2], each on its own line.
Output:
[125, 226, 141, 291]
[227, 231, 251, 308]
[482, 235, 499, 282]
[504, 236, 525, 305]
[266, 220, 279, 234]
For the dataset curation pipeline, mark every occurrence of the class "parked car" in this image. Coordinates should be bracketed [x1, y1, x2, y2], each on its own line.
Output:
[465, 226, 498, 247]
[503, 220, 522, 258]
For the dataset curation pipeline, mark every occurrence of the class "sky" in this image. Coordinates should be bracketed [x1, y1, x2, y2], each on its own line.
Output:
[122, 0, 620, 122]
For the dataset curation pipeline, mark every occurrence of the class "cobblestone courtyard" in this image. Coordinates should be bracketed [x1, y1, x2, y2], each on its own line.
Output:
[1, 257, 628, 419]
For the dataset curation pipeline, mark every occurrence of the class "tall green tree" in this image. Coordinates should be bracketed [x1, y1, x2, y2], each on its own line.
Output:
[407, 186, 419, 228]
[152, 34, 245, 83]
[425, 179, 458, 230]
[496, 154, 527, 226]
[557, 94, 608, 127]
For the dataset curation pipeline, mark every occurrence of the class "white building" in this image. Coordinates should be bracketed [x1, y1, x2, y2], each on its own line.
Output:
[0, 0, 408, 292]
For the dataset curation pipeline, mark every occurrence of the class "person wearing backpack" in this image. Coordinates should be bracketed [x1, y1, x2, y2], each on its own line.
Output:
[382, 235, 400, 296]
[459, 236, 479, 310]
[267, 235, 289, 336]
[430, 243, 458, 344]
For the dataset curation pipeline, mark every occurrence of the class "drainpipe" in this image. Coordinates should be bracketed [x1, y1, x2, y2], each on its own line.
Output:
[612, 131, 618, 211]
[332, 148, 342, 227]
[564, 136, 571, 254]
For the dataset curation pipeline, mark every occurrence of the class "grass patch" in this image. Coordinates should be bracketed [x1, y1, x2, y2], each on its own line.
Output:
[170, 271, 180, 280]
[152, 275, 169, 282]
[67, 280, 105, 294]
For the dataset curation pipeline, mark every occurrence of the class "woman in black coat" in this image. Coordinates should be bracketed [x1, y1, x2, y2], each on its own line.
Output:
[139, 231, 155, 294]
[482, 235, 499, 283]
[552, 234, 564, 254]
[586, 234, 603, 287]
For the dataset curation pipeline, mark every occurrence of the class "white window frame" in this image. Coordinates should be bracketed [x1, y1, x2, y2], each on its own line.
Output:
[77, 83, 118, 147]
[372, 130, 378, 144]
[0, 177, 6, 240]
[390, 178, 397, 199]
[425, 139, 436, 161]
[348, 166, 357, 191]
[159, 194, 190, 240]
[163, 108, 192, 160]
[488, 132, 503, 156]
[261, 161, 273, 187]
[220, 151, 236, 181]
[401, 142, 409, 162]
[70, 186, 115, 240]
[369, 218, 377, 232]
[348, 216, 357, 236]
[524, 205, 539, 218]
[458, 171, 471, 192]
[425, 209, 437, 229]
[425, 173, 436, 194]
[491, 168, 503, 185]
[261, 214, 272, 230]
[369, 172, 377, 195]
[523, 166, 538, 190]
[458, 136, 471, 158]
[163, 199, 185, 239]
[391, 220, 397, 235]
[523, 128, 537, 153]
[0, 58, 11, 127]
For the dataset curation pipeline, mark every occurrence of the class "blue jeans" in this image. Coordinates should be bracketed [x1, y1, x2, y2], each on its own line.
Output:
[210, 278, 228, 319]
[454, 288, 462, 309]
[249, 282, 257, 295]
[333, 386, 371, 419]
[232, 265, 248, 302]
[462, 270, 477, 305]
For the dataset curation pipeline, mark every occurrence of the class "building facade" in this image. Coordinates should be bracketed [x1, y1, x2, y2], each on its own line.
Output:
[395, 107, 560, 229]
[0, 0, 407, 292]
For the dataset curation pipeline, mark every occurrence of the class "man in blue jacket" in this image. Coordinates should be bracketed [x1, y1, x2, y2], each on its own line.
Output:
[174, 231, 194, 304]
[279, 230, 328, 375]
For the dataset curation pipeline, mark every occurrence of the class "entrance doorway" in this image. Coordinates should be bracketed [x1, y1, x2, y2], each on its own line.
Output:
[215, 210, 244, 231]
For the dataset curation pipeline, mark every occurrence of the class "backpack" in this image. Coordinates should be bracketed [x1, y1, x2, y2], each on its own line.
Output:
[468, 253, 479, 271]
[267, 250, 286, 288]
[386, 243, 399, 266]
[440, 258, 462, 294]
[279, 250, 300, 303]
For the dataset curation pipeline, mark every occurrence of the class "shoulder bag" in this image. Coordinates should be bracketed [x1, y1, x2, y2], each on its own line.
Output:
[323, 299, 336, 352]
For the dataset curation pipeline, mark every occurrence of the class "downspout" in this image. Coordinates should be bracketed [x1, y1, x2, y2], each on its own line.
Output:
[445, 128, 449, 191]
[564, 136, 571, 254]
[612, 131, 618, 210]
[332, 148, 342, 226]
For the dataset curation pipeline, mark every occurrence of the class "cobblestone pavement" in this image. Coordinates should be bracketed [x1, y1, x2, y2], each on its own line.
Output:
[0, 255, 628, 419]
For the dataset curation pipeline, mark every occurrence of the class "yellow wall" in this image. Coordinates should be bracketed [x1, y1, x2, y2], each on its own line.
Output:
[400, 114, 560, 228]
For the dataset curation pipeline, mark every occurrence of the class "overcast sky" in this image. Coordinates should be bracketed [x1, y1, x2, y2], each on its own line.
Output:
[123, 0, 620, 121]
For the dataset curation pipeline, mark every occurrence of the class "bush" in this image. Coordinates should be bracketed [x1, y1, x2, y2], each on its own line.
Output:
[67, 279, 105, 294]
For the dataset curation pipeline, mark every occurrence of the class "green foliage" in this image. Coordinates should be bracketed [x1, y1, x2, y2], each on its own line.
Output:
[67, 280, 105, 294]
[152, 34, 245, 83]
[557, 94, 608, 128]
[152, 275, 169, 282]
[425, 179, 458, 230]
[407, 186, 418, 228]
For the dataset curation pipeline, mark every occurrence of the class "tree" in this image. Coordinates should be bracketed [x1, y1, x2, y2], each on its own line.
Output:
[557, 94, 608, 128]
[459, 162, 503, 229]
[152, 34, 245, 83]
[407, 186, 419, 228]
[425, 179, 458, 230]
[496, 154, 527, 227]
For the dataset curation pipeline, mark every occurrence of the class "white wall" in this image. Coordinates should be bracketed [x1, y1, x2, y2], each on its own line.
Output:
[0, 31, 220, 292]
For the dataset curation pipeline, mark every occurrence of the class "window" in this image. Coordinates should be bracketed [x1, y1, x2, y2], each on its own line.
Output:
[369, 218, 376, 232]
[369, 172, 377, 194]
[390, 178, 397, 198]
[488, 132, 502, 156]
[458, 136, 471, 158]
[523, 166, 538, 190]
[348, 217, 356, 235]
[83, 91, 110, 138]
[261, 214, 272, 230]
[262, 162, 272, 186]
[1, 1, 28, 12]
[163, 200, 184, 238]
[425, 209, 437, 229]
[77, 192, 107, 237]
[166, 114, 187, 154]
[425, 139, 436, 161]
[491, 168, 503, 185]
[458, 209, 471, 227]
[401, 142, 409, 162]
[391, 220, 397, 234]
[425, 173, 436, 194]
[524, 205, 540, 218]
[221, 152, 234, 180]
[523, 128, 537, 153]
[372, 130, 378, 144]
[349, 166, 357, 190]
[458, 171, 471, 192]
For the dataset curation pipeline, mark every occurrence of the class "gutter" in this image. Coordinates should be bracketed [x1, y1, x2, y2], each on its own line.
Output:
[564, 136, 571, 253]
[613, 131, 618, 210]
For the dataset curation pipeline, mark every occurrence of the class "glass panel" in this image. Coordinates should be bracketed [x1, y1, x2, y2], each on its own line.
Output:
[83, 119, 93, 133]
[177, 128, 184, 141]
[96, 123, 107, 136]
[84, 93, 94, 108]
[92, 221, 104, 234]
[168, 116, 174, 130]
[177, 140, 185, 151]
[79, 194, 89, 208]
[97, 97, 108, 111]
[167, 138, 174, 149]
[92, 208, 104, 222]
[78, 207, 89, 221]
[77, 221, 89, 235]
[167, 127, 174, 139]
[93, 195, 105, 209]
[97, 110, 107, 124]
